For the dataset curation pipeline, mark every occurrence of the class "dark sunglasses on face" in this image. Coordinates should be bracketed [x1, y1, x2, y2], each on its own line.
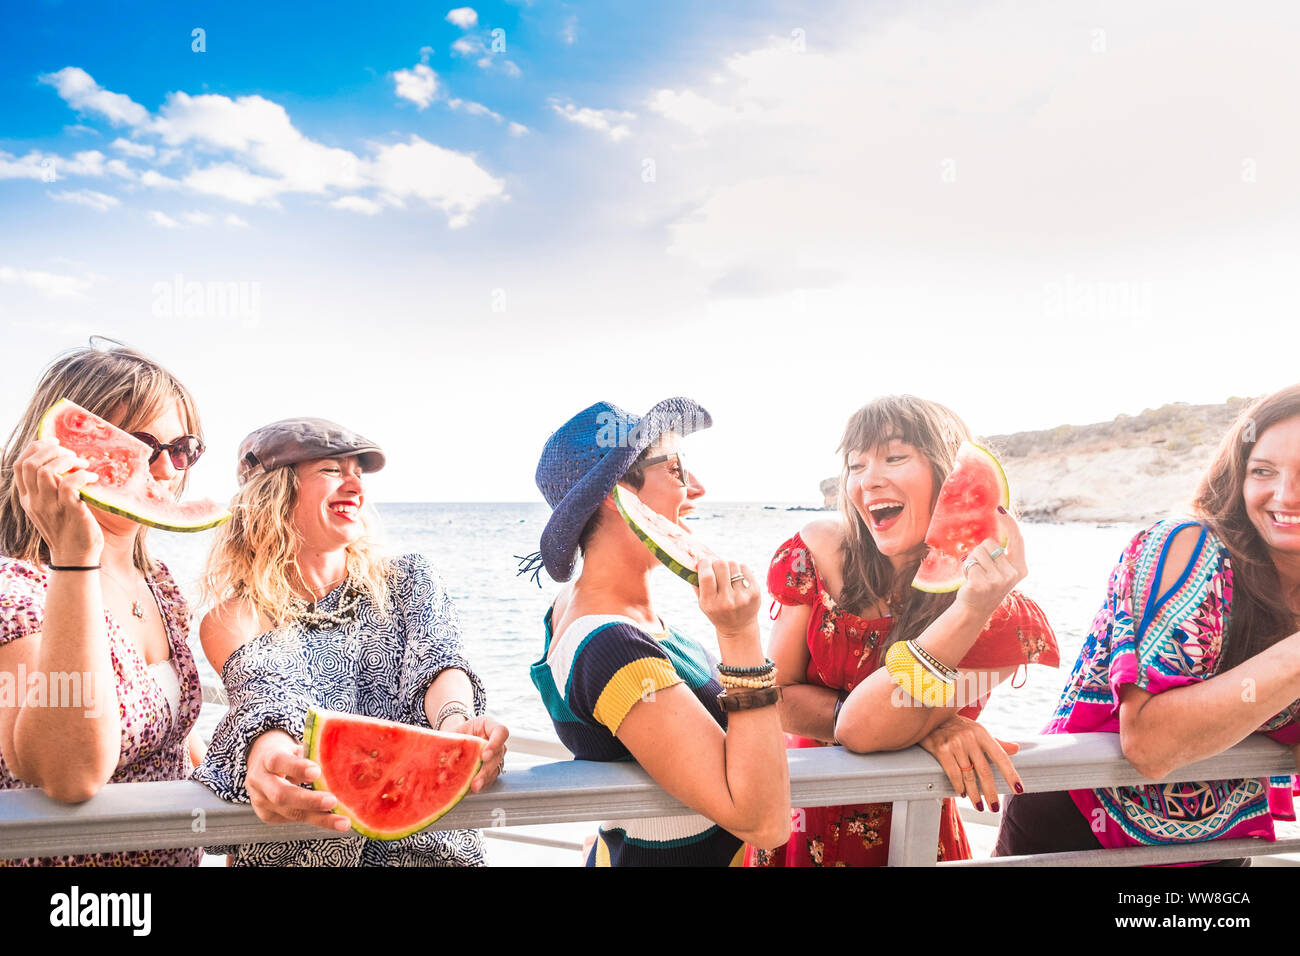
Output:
[641, 451, 689, 487]
[132, 432, 205, 470]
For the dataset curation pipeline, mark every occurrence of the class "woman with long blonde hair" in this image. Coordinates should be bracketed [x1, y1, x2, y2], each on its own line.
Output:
[0, 339, 211, 866]
[194, 418, 507, 866]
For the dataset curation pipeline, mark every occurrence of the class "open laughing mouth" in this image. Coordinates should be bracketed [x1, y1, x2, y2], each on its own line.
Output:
[1269, 511, 1300, 528]
[330, 500, 360, 520]
[868, 500, 904, 530]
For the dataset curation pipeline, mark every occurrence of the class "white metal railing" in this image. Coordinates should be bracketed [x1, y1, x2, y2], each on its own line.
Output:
[1, 733, 1296, 865]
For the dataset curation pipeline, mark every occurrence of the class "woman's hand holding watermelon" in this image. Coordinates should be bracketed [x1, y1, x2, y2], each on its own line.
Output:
[13, 437, 103, 564]
[952, 510, 1028, 622]
[245, 730, 351, 833]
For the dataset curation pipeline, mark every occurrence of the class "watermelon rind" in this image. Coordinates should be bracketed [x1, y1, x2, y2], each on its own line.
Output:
[304, 706, 484, 841]
[612, 484, 703, 586]
[912, 551, 965, 594]
[36, 399, 230, 533]
[963, 441, 1011, 511]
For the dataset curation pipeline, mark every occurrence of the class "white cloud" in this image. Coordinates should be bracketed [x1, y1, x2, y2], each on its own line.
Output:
[447, 98, 503, 122]
[140, 169, 182, 189]
[648, 88, 744, 133]
[181, 211, 212, 226]
[551, 102, 635, 142]
[451, 36, 486, 57]
[446, 7, 478, 28]
[183, 162, 286, 205]
[330, 195, 383, 215]
[63, 150, 107, 176]
[50, 189, 120, 212]
[561, 16, 577, 44]
[38, 67, 149, 127]
[367, 135, 506, 227]
[149, 210, 181, 228]
[503, 61, 522, 77]
[110, 138, 155, 159]
[507, 121, 529, 137]
[0, 150, 53, 181]
[224, 213, 250, 227]
[0, 266, 93, 298]
[105, 158, 136, 179]
[393, 63, 439, 109]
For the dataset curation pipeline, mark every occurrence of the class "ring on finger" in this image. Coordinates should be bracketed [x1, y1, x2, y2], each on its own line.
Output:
[988, 546, 1006, 561]
[729, 573, 749, 588]
[957, 763, 974, 773]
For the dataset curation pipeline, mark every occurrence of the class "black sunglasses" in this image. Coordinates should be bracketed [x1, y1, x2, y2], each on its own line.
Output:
[641, 451, 689, 486]
[132, 432, 206, 470]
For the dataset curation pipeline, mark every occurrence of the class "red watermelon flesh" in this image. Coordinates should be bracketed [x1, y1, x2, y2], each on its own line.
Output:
[613, 485, 718, 586]
[36, 399, 229, 533]
[304, 708, 485, 840]
[912, 442, 1010, 593]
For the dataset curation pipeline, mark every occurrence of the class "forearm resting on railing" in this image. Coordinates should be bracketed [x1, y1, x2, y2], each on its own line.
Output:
[835, 601, 991, 753]
[1120, 630, 1300, 780]
[776, 681, 840, 743]
[3, 574, 120, 803]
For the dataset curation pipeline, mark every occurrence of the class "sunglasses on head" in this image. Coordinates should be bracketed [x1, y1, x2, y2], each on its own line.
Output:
[132, 432, 206, 470]
[641, 451, 689, 486]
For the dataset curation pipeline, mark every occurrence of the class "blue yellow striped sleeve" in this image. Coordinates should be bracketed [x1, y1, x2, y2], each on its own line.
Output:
[567, 623, 683, 735]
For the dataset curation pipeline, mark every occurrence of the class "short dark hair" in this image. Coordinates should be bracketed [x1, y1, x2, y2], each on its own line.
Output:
[576, 447, 651, 556]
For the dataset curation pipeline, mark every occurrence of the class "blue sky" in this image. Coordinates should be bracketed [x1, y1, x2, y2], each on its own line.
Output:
[3, 0, 1299, 504]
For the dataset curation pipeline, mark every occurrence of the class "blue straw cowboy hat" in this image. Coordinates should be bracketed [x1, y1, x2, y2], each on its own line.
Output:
[519, 397, 712, 584]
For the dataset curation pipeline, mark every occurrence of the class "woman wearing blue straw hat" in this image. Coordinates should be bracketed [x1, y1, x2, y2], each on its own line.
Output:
[524, 398, 790, 866]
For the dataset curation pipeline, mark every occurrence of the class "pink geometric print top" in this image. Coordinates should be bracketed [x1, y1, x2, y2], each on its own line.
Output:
[0, 557, 202, 866]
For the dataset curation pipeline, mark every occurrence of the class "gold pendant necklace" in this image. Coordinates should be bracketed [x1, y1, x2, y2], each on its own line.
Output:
[101, 567, 146, 619]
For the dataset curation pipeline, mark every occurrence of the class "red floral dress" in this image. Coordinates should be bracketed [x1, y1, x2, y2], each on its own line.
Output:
[750, 533, 1059, 867]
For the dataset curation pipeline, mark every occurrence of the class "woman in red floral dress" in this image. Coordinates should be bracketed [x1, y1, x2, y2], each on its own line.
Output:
[752, 395, 1059, 866]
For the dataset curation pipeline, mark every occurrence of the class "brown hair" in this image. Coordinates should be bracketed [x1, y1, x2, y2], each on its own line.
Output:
[836, 395, 973, 651]
[1193, 384, 1300, 669]
[0, 342, 202, 571]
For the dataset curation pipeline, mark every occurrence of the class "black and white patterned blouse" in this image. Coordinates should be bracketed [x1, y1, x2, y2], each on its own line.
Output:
[194, 553, 488, 866]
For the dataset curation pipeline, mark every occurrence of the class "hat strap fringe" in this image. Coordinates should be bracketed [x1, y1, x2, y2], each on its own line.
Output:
[514, 551, 545, 588]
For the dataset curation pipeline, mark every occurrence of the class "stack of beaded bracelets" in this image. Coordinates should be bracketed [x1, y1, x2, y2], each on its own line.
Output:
[884, 640, 959, 707]
[716, 658, 782, 712]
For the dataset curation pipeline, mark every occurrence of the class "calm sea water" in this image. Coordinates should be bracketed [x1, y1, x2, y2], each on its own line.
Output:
[151, 502, 1141, 743]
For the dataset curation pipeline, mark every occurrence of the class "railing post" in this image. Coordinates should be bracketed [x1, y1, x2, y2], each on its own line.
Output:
[887, 798, 942, 866]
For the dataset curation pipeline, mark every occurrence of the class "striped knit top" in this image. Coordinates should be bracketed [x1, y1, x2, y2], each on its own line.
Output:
[530, 608, 745, 866]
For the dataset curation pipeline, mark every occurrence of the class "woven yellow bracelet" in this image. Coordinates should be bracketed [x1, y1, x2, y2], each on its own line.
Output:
[884, 640, 956, 707]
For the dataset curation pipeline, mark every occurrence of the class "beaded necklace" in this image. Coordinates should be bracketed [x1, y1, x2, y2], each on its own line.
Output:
[288, 579, 363, 630]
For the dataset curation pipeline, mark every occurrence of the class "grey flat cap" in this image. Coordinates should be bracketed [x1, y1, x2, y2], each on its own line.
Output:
[237, 418, 386, 484]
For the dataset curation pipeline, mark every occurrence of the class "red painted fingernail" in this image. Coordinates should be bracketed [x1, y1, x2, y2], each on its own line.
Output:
[997, 506, 1007, 515]
[1014, 782, 1024, 794]
[991, 801, 1000, 812]
[974, 800, 984, 812]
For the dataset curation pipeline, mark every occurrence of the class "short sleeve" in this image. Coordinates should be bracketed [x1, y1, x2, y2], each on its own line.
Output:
[767, 534, 819, 607]
[391, 554, 487, 727]
[565, 622, 683, 735]
[957, 591, 1059, 671]
[192, 637, 314, 805]
[0, 559, 47, 646]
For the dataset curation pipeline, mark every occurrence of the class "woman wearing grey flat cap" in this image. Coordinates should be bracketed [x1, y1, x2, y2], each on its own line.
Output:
[524, 397, 790, 865]
[193, 418, 507, 866]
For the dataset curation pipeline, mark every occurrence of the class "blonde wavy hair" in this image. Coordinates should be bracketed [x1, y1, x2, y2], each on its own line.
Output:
[202, 461, 390, 630]
[0, 342, 203, 571]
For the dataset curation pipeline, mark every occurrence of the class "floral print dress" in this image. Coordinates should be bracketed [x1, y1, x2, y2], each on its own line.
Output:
[0, 557, 203, 867]
[750, 533, 1059, 867]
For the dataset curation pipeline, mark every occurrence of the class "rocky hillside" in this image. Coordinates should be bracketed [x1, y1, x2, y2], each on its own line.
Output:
[823, 398, 1255, 523]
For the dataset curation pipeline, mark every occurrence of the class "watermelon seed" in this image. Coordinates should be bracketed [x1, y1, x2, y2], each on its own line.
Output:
[369, 750, 379, 758]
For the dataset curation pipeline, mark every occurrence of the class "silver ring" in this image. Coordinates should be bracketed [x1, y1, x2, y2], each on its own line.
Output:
[962, 556, 977, 571]
[988, 546, 1006, 561]
[729, 573, 745, 583]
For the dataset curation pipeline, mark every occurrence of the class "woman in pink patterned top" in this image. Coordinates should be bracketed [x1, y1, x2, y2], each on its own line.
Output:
[0, 341, 209, 866]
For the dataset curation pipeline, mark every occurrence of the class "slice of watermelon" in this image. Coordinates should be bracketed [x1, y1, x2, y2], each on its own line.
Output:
[612, 484, 718, 586]
[304, 707, 485, 841]
[36, 399, 230, 533]
[912, 441, 1011, 594]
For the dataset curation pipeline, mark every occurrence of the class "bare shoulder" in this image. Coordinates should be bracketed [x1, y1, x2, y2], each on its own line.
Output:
[1154, 522, 1211, 598]
[200, 597, 264, 676]
[799, 518, 845, 569]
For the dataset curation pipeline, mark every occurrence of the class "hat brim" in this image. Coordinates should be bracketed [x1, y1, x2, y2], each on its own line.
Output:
[540, 397, 712, 582]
